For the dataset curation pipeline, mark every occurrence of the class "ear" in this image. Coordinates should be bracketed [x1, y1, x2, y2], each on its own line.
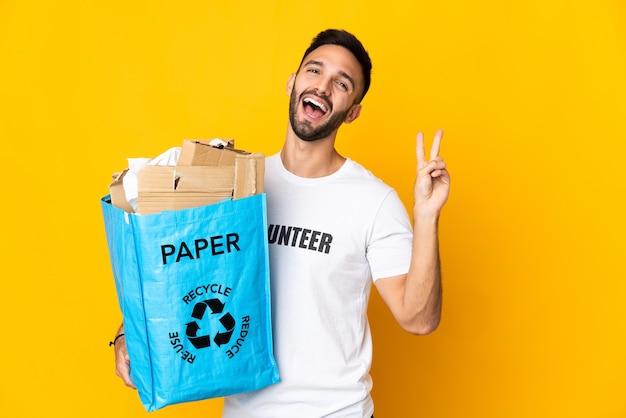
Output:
[286, 73, 296, 96]
[344, 104, 362, 124]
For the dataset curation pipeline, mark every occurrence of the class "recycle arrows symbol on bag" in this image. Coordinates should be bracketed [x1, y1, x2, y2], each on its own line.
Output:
[185, 298, 236, 349]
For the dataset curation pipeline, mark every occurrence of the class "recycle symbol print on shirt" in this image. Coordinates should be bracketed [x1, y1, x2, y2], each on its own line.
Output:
[185, 298, 235, 349]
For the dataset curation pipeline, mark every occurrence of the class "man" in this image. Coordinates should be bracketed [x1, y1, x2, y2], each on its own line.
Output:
[113, 29, 450, 417]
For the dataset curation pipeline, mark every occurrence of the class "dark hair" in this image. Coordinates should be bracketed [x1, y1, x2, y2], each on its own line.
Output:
[299, 29, 372, 103]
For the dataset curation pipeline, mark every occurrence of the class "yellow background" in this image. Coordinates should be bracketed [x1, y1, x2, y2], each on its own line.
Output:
[1, 1, 625, 417]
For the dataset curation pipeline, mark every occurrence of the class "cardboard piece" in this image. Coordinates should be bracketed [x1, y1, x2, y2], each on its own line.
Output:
[109, 139, 264, 214]
[177, 138, 236, 166]
[109, 169, 134, 213]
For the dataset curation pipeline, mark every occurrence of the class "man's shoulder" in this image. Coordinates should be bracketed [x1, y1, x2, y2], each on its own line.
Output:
[343, 158, 393, 190]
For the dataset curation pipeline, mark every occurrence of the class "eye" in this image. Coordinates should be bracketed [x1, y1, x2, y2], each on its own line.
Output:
[336, 80, 349, 91]
[307, 68, 320, 75]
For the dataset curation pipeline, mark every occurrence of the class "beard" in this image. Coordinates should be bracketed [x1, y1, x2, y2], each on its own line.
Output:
[288, 88, 350, 142]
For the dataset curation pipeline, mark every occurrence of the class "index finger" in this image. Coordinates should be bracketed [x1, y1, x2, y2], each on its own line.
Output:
[416, 132, 426, 165]
[430, 129, 444, 159]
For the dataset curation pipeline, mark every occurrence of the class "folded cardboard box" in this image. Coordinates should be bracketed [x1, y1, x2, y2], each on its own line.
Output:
[109, 139, 264, 214]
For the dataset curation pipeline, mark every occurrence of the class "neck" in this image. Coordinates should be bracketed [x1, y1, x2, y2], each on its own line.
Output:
[281, 124, 346, 178]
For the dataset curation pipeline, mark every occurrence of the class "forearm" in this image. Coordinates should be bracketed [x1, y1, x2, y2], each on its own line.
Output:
[109, 323, 125, 347]
[402, 210, 443, 334]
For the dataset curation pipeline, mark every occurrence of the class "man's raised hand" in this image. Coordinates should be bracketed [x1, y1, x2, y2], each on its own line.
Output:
[415, 130, 450, 216]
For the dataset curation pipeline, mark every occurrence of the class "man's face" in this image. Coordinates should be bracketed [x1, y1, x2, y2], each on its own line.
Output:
[288, 44, 364, 141]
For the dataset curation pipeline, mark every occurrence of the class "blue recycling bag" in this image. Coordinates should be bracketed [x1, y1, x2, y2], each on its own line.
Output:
[101, 194, 279, 412]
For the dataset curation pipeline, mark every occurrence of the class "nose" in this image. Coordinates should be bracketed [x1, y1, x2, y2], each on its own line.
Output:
[314, 76, 332, 96]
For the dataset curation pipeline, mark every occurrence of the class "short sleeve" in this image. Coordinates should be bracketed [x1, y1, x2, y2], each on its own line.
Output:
[366, 190, 413, 281]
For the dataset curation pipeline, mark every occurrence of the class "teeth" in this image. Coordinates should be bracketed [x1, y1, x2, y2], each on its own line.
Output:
[303, 97, 327, 113]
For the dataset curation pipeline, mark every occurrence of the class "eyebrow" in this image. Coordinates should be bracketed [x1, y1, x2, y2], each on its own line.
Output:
[303, 59, 356, 90]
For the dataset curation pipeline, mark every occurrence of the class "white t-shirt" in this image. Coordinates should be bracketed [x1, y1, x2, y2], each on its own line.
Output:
[223, 154, 413, 418]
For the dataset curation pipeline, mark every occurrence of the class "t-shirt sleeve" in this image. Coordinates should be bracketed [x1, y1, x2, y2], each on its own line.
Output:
[366, 189, 413, 282]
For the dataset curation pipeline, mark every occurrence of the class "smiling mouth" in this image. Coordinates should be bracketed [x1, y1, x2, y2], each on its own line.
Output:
[303, 97, 329, 119]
